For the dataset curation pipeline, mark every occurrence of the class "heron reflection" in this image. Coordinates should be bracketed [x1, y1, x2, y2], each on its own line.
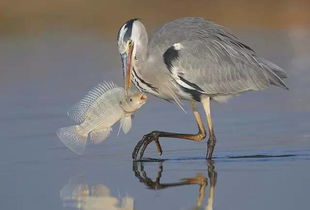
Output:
[60, 176, 134, 210]
[132, 160, 217, 210]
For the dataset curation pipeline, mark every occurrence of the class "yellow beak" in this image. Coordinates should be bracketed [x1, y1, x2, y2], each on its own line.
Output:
[122, 44, 134, 89]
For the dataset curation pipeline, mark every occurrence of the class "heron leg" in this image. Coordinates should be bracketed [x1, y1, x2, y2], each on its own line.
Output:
[132, 101, 206, 160]
[201, 96, 216, 160]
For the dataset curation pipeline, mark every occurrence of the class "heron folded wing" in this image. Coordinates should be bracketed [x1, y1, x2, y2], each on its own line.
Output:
[165, 38, 287, 95]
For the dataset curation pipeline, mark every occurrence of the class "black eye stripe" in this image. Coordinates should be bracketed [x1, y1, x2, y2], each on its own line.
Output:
[118, 18, 139, 42]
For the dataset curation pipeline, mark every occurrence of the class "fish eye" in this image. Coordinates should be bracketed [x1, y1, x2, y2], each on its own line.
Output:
[129, 98, 133, 102]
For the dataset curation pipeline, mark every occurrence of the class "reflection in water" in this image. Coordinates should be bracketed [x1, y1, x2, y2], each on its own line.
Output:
[132, 161, 217, 210]
[60, 161, 217, 210]
[60, 177, 134, 210]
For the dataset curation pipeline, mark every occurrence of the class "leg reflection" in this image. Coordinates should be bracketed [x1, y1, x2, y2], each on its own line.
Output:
[132, 160, 217, 209]
[206, 160, 217, 210]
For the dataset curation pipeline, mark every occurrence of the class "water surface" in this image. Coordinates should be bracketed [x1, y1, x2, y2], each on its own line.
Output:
[0, 28, 310, 210]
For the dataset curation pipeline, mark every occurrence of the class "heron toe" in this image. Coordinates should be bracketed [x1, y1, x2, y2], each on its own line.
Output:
[132, 131, 162, 160]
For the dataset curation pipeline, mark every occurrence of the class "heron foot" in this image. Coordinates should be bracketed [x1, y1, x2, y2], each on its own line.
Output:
[132, 131, 163, 160]
[206, 135, 216, 159]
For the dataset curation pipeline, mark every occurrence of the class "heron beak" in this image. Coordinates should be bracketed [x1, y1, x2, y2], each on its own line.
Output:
[121, 43, 134, 89]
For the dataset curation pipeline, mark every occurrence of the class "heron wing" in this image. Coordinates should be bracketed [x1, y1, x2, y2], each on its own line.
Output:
[167, 39, 287, 95]
[151, 17, 288, 95]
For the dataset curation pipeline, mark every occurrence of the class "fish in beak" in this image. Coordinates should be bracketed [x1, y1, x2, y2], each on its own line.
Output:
[121, 41, 134, 90]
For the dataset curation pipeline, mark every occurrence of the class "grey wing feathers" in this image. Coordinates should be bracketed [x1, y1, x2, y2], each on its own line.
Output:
[68, 81, 118, 123]
[172, 41, 288, 95]
[157, 17, 288, 94]
[259, 58, 288, 79]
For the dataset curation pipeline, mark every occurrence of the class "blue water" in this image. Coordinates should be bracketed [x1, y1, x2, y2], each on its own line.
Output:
[0, 29, 310, 210]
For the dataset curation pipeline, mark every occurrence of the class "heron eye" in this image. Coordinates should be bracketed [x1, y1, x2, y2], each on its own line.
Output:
[128, 40, 133, 47]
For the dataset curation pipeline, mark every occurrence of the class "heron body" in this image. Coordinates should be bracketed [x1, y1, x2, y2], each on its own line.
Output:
[117, 17, 288, 159]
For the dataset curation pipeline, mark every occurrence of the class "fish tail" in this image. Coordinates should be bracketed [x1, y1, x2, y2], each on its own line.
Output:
[56, 125, 87, 155]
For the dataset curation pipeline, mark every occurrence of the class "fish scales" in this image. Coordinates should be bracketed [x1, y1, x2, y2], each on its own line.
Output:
[80, 88, 124, 132]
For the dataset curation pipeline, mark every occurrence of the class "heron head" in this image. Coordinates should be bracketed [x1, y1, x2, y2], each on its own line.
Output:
[117, 18, 147, 89]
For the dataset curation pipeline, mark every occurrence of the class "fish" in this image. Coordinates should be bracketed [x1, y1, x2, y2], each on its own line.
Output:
[56, 81, 147, 155]
[60, 176, 134, 210]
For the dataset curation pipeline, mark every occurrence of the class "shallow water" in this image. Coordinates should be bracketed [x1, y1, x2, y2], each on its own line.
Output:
[0, 29, 310, 210]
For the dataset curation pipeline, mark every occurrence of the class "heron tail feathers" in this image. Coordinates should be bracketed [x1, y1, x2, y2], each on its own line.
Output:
[259, 58, 288, 90]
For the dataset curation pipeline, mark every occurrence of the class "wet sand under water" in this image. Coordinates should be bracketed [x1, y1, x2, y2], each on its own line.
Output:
[0, 29, 310, 210]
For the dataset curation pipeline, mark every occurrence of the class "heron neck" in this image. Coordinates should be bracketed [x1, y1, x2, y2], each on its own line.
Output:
[135, 45, 148, 67]
[134, 25, 149, 66]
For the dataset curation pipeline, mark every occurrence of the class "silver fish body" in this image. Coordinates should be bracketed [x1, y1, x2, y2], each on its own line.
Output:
[57, 82, 147, 155]
[78, 87, 124, 133]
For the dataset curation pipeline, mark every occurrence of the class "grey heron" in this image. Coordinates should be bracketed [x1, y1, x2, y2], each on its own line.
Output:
[117, 17, 288, 160]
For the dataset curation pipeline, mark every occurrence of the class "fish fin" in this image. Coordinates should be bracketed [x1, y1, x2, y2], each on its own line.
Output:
[120, 115, 132, 134]
[56, 125, 87, 155]
[120, 197, 134, 209]
[117, 122, 122, 136]
[60, 176, 85, 200]
[89, 128, 111, 144]
[67, 81, 119, 123]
